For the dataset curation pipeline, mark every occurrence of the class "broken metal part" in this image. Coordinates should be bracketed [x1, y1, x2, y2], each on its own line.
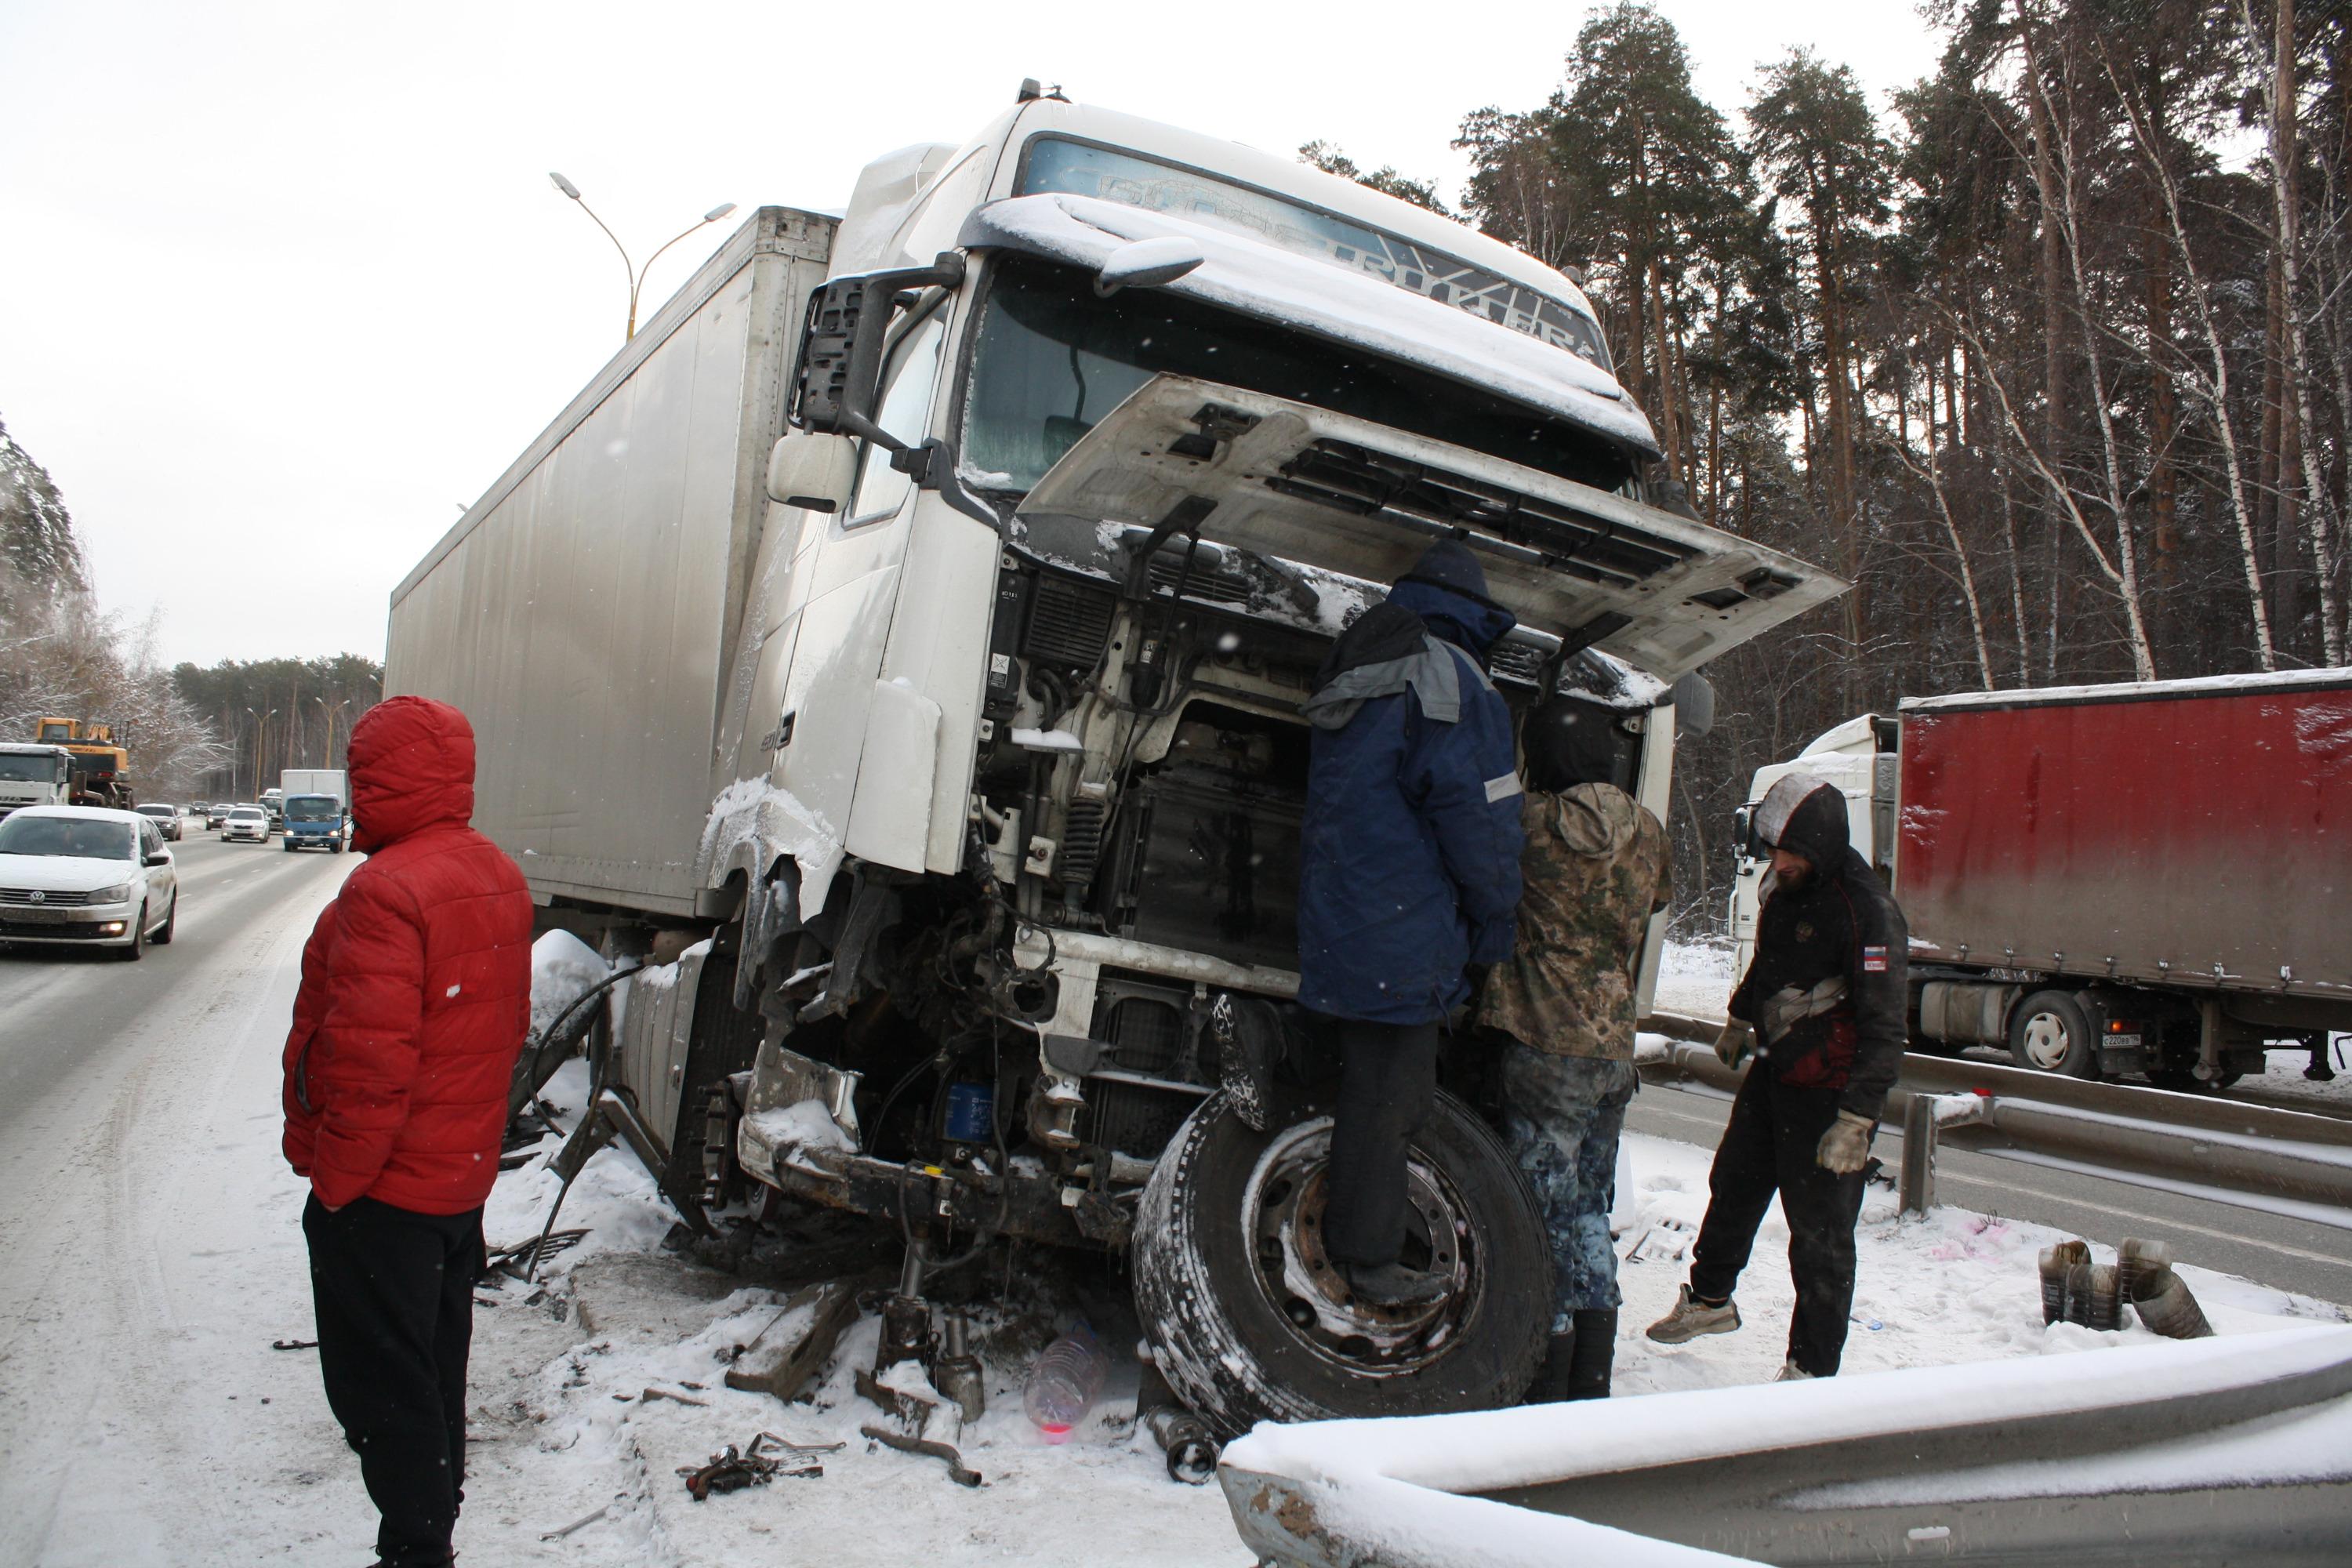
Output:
[539, 1503, 611, 1541]
[1145, 1406, 1221, 1486]
[637, 1385, 710, 1407]
[676, 1432, 834, 1501]
[933, 1312, 987, 1423]
[860, 1422, 982, 1488]
[483, 1228, 588, 1282]
[854, 1367, 940, 1428]
[270, 1338, 318, 1352]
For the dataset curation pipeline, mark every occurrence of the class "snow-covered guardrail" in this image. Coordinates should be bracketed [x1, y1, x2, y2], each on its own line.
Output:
[1637, 1015, 2352, 1221]
[1218, 1325, 2352, 1566]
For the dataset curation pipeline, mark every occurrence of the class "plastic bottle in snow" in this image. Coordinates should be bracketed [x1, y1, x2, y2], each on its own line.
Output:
[1022, 1320, 1107, 1444]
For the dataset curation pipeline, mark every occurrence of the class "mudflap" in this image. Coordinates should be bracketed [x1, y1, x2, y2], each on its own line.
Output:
[660, 929, 768, 1232]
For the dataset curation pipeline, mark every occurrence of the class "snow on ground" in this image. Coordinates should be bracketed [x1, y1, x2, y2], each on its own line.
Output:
[1650, 937, 1734, 1023]
[438, 1056, 2343, 1568]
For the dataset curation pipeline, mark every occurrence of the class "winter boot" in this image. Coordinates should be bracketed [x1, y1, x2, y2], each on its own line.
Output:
[1774, 1356, 1814, 1381]
[1341, 1259, 1450, 1309]
[1564, 1308, 1617, 1399]
[1524, 1329, 1579, 1403]
[1646, 1284, 1740, 1345]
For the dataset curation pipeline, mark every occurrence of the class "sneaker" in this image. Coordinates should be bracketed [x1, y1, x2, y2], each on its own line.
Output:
[1775, 1357, 1814, 1381]
[1645, 1284, 1740, 1344]
[1341, 1259, 1451, 1309]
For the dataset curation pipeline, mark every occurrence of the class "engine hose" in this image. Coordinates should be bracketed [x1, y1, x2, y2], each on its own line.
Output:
[517, 963, 646, 1280]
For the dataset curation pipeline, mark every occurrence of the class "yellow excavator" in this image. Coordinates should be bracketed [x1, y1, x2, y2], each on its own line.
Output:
[31, 717, 136, 808]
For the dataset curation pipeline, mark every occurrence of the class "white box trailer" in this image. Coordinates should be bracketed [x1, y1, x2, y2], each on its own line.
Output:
[390, 90, 1845, 1439]
[388, 207, 836, 918]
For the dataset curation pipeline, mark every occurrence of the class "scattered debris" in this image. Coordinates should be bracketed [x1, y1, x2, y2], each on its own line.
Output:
[859, 1422, 982, 1488]
[270, 1338, 318, 1352]
[636, 1385, 711, 1407]
[539, 1502, 612, 1541]
[483, 1228, 589, 1282]
[1621, 1217, 1695, 1265]
[724, 1278, 866, 1404]
[676, 1431, 838, 1501]
[2039, 1236, 2215, 1338]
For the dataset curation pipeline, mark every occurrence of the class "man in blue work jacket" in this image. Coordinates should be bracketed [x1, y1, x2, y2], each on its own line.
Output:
[1298, 539, 1525, 1308]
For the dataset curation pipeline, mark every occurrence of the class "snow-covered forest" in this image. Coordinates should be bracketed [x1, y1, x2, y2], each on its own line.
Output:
[1314, 0, 2351, 924]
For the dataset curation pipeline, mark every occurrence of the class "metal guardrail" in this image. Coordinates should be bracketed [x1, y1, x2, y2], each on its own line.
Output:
[1637, 1012, 2352, 1218]
[1221, 1326, 2352, 1566]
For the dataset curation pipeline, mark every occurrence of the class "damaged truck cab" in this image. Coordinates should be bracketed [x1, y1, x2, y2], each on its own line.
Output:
[388, 93, 1842, 1434]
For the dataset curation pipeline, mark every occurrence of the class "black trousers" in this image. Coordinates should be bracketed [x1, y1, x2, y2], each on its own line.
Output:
[303, 1193, 483, 1567]
[1688, 1069, 1868, 1376]
[1319, 1017, 1442, 1267]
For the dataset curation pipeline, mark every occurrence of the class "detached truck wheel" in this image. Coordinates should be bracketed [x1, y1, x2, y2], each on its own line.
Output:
[2008, 989, 2100, 1079]
[1134, 1091, 1549, 1439]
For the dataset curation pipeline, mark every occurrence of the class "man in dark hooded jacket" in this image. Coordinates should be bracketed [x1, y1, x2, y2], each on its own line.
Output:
[1646, 772, 1907, 1378]
[1298, 539, 1524, 1308]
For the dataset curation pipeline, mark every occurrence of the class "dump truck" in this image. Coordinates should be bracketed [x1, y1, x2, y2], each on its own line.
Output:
[388, 89, 1843, 1434]
[31, 717, 132, 808]
[1730, 670, 2352, 1089]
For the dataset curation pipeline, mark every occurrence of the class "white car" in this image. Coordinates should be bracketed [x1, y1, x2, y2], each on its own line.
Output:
[134, 802, 186, 841]
[221, 804, 270, 843]
[0, 804, 178, 959]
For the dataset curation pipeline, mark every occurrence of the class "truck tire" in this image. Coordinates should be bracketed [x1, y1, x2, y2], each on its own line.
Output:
[1134, 1091, 1549, 1439]
[2008, 989, 2098, 1079]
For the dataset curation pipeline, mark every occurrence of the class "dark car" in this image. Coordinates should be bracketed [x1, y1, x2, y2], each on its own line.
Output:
[134, 803, 187, 841]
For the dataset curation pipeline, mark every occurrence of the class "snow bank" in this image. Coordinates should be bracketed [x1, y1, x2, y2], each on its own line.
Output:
[530, 929, 609, 1040]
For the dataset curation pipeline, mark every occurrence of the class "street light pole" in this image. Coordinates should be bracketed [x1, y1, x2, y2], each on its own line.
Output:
[548, 172, 735, 341]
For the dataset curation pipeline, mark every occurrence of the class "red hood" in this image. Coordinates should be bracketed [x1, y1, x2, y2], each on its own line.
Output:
[349, 695, 477, 853]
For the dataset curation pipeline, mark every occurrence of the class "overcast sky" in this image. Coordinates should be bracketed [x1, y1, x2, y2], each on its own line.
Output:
[0, 1, 1943, 669]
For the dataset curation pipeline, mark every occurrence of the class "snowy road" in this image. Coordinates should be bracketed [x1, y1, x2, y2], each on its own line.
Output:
[0, 833, 354, 1567]
[1626, 1076, 2352, 1304]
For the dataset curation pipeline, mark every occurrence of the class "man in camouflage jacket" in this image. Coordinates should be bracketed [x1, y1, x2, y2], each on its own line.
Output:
[1476, 694, 1669, 1402]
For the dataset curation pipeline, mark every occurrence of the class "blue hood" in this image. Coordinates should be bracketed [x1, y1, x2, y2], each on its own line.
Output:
[1388, 577, 1516, 659]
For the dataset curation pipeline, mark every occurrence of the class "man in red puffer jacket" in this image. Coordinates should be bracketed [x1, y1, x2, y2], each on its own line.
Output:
[282, 695, 532, 1568]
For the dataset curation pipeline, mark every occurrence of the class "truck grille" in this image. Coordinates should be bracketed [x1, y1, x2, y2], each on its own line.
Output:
[1023, 577, 1116, 669]
[0, 888, 93, 907]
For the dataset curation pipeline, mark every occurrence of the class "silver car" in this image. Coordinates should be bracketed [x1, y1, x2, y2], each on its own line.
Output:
[0, 805, 179, 958]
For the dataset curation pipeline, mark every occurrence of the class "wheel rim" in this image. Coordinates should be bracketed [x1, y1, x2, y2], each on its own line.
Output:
[2021, 1011, 2071, 1071]
[1240, 1116, 1477, 1379]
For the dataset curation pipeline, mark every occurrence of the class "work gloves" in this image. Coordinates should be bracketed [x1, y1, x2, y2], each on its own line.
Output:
[1816, 1110, 1875, 1174]
[1713, 1019, 1755, 1071]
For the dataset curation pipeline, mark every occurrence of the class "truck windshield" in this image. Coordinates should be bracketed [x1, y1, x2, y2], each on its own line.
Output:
[0, 816, 136, 860]
[285, 796, 339, 821]
[959, 255, 1640, 499]
[1019, 139, 1610, 370]
[0, 755, 63, 783]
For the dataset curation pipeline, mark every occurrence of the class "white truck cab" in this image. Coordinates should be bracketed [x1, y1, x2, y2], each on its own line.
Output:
[0, 744, 75, 822]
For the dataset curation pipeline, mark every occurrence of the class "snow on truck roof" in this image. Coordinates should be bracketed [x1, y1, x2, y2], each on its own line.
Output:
[1903, 666, 2351, 714]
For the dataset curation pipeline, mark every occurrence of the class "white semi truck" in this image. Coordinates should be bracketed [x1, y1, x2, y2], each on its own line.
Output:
[387, 88, 1842, 1433]
[0, 744, 74, 822]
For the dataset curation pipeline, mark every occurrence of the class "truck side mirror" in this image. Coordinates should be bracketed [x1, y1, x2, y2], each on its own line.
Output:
[767, 430, 857, 512]
[1670, 670, 1716, 737]
[1094, 236, 1205, 296]
[790, 252, 965, 445]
